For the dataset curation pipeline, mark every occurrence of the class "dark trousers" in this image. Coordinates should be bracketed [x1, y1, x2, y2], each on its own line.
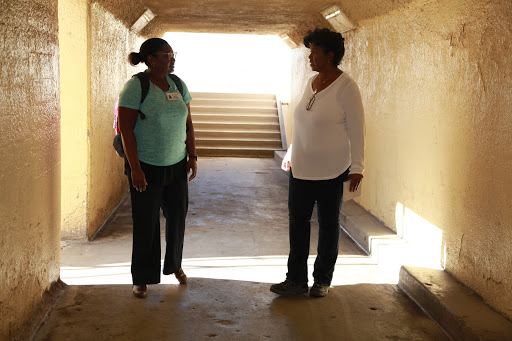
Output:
[126, 158, 188, 285]
[286, 168, 349, 285]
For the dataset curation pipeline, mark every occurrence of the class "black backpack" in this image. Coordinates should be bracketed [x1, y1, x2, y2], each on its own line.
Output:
[113, 72, 185, 158]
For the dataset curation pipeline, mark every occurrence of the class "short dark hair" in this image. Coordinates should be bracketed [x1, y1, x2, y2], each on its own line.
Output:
[303, 28, 345, 66]
[128, 38, 169, 67]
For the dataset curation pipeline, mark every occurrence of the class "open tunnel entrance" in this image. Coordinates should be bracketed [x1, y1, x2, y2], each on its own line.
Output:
[162, 32, 292, 158]
[162, 32, 291, 98]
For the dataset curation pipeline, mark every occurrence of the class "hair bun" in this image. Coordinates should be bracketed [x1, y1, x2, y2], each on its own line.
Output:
[128, 52, 142, 66]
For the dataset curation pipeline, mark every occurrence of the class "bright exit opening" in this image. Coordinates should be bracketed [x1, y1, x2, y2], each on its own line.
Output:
[162, 32, 292, 102]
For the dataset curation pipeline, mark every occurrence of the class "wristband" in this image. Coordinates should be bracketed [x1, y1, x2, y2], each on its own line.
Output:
[189, 155, 198, 161]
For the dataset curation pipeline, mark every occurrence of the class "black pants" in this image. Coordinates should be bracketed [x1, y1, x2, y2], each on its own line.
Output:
[126, 158, 188, 285]
[286, 168, 349, 285]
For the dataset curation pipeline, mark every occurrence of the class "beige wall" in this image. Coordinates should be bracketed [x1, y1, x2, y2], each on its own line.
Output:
[87, 1, 145, 238]
[289, 0, 512, 319]
[0, 0, 62, 339]
[60, 0, 146, 240]
[59, 0, 89, 239]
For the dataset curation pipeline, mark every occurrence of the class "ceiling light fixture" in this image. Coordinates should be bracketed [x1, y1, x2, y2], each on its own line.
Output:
[131, 9, 155, 33]
[321, 5, 356, 33]
[279, 33, 297, 48]
[325, 10, 341, 20]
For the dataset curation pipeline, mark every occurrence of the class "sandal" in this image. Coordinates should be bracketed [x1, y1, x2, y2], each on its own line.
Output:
[174, 268, 188, 285]
[132, 284, 148, 298]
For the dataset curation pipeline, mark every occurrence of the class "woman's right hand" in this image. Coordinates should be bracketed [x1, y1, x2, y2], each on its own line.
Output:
[119, 106, 147, 191]
[281, 151, 292, 172]
[280, 145, 293, 172]
[281, 149, 292, 172]
[131, 167, 148, 192]
[281, 160, 291, 172]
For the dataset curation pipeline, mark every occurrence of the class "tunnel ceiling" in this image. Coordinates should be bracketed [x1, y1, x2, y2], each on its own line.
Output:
[142, 0, 414, 40]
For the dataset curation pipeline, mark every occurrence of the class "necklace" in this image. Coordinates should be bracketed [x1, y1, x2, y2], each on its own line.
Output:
[307, 71, 341, 111]
[313, 73, 338, 93]
[319, 76, 331, 86]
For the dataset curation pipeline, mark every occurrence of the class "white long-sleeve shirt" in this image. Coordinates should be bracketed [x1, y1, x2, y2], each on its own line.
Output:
[288, 72, 365, 180]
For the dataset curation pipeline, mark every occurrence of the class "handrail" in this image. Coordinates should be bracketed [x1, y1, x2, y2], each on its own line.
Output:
[276, 98, 287, 150]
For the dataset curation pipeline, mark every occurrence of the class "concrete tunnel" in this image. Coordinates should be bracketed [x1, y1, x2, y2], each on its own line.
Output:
[1, 0, 512, 339]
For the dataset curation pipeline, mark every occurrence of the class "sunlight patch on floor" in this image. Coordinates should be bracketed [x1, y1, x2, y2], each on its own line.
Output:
[61, 255, 395, 286]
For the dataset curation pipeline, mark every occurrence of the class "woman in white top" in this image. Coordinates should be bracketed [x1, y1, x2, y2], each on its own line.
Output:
[270, 28, 365, 297]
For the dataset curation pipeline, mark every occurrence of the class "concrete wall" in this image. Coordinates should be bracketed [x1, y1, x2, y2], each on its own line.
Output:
[60, 0, 146, 240]
[59, 0, 89, 239]
[289, 0, 512, 319]
[87, 0, 145, 239]
[0, 0, 62, 339]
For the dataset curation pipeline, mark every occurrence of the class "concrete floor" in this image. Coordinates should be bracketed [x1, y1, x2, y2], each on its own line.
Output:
[35, 158, 449, 340]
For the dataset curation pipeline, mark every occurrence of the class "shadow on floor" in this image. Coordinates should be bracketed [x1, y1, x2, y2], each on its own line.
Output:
[34, 278, 448, 341]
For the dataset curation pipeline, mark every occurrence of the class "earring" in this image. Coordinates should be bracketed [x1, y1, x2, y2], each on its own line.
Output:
[152, 62, 155, 68]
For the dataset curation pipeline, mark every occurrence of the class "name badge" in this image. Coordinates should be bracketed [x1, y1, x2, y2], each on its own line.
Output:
[166, 92, 182, 101]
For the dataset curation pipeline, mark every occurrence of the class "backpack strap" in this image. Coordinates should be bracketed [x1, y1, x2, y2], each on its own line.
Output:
[169, 74, 184, 97]
[133, 72, 150, 120]
[169, 74, 190, 132]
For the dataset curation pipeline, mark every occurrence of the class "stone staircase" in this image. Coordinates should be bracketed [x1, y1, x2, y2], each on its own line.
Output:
[190, 92, 284, 158]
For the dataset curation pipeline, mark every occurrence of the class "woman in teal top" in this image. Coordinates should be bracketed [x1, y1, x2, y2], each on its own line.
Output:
[118, 38, 197, 298]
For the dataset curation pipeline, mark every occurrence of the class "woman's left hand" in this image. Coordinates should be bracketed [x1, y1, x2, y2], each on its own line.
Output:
[188, 159, 197, 181]
[349, 173, 363, 192]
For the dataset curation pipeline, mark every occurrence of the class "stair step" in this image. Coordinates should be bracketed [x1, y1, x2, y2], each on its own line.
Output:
[194, 122, 280, 131]
[193, 114, 279, 124]
[340, 200, 398, 255]
[191, 99, 277, 108]
[399, 266, 512, 340]
[197, 146, 277, 158]
[190, 92, 282, 158]
[192, 106, 277, 115]
[196, 137, 282, 148]
[195, 130, 281, 139]
[190, 92, 275, 101]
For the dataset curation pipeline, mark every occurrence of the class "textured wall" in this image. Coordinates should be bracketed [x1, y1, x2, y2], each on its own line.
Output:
[59, 0, 89, 239]
[341, 0, 511, 318]
[88, 1, 145, 239]
[288, 0, 512, 320]
[59, 0, 145, 240]
[0, 0, 62, 339]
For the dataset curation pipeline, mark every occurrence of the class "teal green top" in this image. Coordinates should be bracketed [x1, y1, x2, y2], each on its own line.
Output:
[119, 74, 192, 166]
